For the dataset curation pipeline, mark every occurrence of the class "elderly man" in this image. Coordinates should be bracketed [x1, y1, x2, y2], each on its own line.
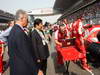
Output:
[8, 9, 37, 75]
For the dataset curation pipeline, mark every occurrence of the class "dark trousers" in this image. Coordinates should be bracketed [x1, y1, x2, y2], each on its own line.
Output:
[37, 59, 47, 75]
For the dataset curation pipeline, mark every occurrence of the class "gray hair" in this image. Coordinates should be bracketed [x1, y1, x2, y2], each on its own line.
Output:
[15, 9, 27, 21]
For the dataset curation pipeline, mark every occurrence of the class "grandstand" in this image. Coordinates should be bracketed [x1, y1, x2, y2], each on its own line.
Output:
[0, 9, 14, 23]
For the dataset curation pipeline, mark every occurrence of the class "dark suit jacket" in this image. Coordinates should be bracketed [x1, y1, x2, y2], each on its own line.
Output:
[31, 29, 49, 60]
[8, 25, 37, 75]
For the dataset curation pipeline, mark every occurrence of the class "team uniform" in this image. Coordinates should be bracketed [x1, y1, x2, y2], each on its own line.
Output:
[0, 40, 4, 74]
[72, 19, 91, 70]
[55, 29, 68, 64]
[55, 23, 85, 64]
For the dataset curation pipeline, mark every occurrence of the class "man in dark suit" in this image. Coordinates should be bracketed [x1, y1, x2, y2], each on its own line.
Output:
[31, 18, 49, 75]
[8, 9, 37, 75]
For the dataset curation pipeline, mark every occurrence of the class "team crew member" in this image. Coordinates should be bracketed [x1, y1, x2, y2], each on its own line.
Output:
[72, 19, 91, 70]
[55, 24, 67, 65]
